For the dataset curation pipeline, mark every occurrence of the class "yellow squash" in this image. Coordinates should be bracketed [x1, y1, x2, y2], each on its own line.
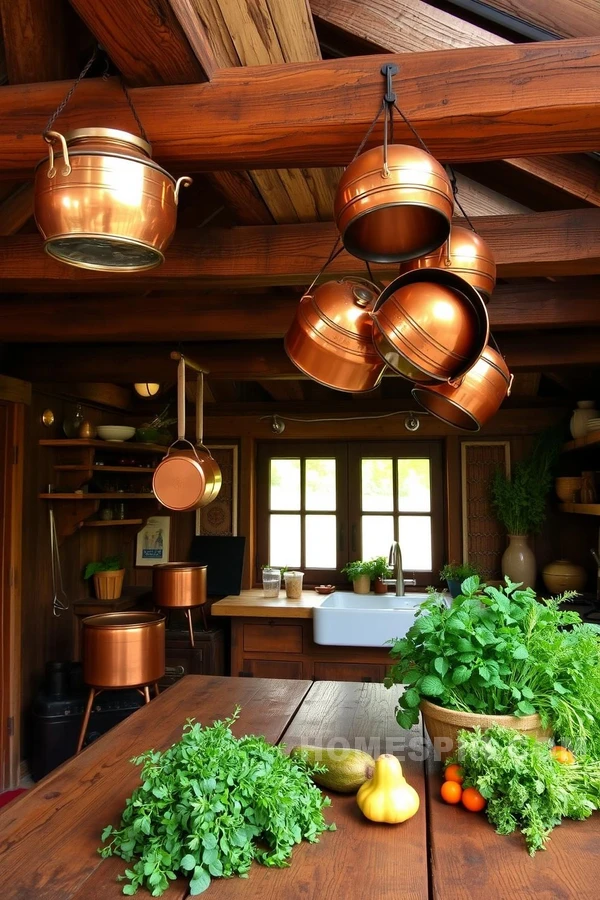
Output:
[356, 754, 420, 824]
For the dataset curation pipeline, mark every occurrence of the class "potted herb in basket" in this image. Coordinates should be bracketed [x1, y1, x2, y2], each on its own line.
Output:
[84, 555, 125, 600]
[371, 556, 392, 594]
[385, 575, 600, 760]
[439, 562, 479, 598]
[342, 559, 375, 594]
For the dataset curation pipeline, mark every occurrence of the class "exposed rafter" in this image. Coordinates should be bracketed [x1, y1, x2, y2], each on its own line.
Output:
[0, 0, 72, 83]
[0, 183, 34, 235]
[477, 0, 600, 39]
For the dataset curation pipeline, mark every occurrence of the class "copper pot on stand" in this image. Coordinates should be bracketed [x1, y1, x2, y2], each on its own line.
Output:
[34, 128, 191, 271]
[153, 562, 208, 647]
[401, 225, 496, 301]
[334, 144, 454, 263]
[412, 344, 513, 431]
[284, 277, 386, 392]
[371, 269, 489, 384]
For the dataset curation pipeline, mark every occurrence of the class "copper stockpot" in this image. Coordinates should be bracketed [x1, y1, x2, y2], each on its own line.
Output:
[82, 612, 165, 689]
[34, 128, 191, 271]
[401, 225, 496, 301]
[334, 144, 454, 263]
[284, 277, 386, 392]
[371, 269, 489, 383]
[153, 563, 207, 608]
[412, 344, 512, 431]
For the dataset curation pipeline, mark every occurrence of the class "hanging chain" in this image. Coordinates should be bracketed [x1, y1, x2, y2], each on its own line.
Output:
[303, 241, 345, 296]
[43, 43, 149, 143]
[446, 165, 477, 231]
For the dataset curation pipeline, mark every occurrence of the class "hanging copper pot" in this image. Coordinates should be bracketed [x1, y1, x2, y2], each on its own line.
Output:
[82, 611, 165, 689]
[401, 225, 496, 301]
[334, 144, 454, 263]
[371, 269, 489, 383]
[34, 128, 191, 271]
[411, 344, 512, 431]
[284, 277, 387, 392]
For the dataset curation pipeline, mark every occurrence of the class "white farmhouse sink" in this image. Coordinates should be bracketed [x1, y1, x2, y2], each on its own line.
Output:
[313, 591, 430, 647]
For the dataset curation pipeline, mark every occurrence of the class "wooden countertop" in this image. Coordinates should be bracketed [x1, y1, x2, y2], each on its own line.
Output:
[211, 588, 327, 618]
[0, 676, 598, 898]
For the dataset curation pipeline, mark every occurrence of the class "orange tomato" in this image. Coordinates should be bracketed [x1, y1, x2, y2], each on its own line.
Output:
[441, 781, 463, 804]
[551, 746, 575, 765]
[461, 786, 486, 812]
[444, 764, 464, 784]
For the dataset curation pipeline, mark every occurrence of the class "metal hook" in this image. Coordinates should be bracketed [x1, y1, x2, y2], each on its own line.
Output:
[381, 63, 398, 105]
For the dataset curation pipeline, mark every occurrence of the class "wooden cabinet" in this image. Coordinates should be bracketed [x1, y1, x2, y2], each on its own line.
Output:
[229, 617, 392, 682]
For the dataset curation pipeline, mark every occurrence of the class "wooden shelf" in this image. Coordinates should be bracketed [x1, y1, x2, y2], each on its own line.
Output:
[39, 439, 166, 453]
[82, 519, 143, 527]
[39, 493, 156, 500]
[53, 465, 156, 473]
[561, 432, 600, 453]
[558, 502, 600, 516]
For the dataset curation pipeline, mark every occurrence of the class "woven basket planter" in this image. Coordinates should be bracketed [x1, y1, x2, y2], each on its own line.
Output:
[420, 698, 553, 762]
[93, 569, 125, 601]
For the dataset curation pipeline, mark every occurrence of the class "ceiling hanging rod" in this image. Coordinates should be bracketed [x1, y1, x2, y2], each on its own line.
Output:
[170, 351, 209, 376]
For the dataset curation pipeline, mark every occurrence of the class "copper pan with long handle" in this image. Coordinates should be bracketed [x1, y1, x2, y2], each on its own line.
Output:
[193, 372, 222, 508]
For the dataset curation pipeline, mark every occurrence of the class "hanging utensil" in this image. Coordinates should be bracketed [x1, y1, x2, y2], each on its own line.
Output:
[194, 371, 222, 508]
[49, 506, 69, 617]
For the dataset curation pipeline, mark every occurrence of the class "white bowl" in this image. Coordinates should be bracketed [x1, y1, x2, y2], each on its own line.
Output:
[96, 426, 136, 442]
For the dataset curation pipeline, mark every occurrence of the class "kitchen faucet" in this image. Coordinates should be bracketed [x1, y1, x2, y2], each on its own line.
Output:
[384, 541, 416, 597]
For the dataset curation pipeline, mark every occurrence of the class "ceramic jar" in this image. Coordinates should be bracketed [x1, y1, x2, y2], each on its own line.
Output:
[352, 574, 371, 595]
[570, 401, 599, 439]
[542, 559, 587, 594]
[501, 535, 536, 590]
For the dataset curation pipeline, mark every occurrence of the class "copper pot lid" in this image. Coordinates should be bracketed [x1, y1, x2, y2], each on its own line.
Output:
[153, 562, 207, 572]
[44, 235, 164, 271]
[82, 611, 165, 628]
[152, 454, 207, 510]
[63, 127, 152, 156]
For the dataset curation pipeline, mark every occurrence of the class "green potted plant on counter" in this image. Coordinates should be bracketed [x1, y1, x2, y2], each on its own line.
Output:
[342, 559, 375, 594]
[439, 561, 479, 598]
[84, 555, 125, 600]
[371, 556, 392, 594]
[385, 575, 600, 760]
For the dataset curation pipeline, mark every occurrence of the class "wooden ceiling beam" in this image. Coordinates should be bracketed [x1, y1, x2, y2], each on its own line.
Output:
[1, 39, 600, 174]
[0, 0, 72, 83]
[1, 278, 599, 340]
[0, 183, 34, 235]
[311, 0, 600, 209]
[6, 331, 600, 382]
[0, 210, 598, 291]
[481, 1, 600, 38]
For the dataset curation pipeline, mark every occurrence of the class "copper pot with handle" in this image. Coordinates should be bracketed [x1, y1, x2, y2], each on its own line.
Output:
[34, 128, 191, 271]
[401, 225, 496, 301]
[192, 371, 222, 508]
[82, 611, 165, 689]
[411, 343, 513, 431]
[371, 268, 489, 384]
[284, 277, 386, 392]
[334, 144, 454, 263]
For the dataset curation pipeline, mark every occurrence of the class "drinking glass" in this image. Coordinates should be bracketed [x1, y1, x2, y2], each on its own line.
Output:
[262, 567, 281, 598]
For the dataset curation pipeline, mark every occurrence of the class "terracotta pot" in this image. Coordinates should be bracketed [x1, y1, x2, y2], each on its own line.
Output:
[542, 559, 587, 594]
[352, 574, 371, 594]
[153, 562, 207, 608]
[401, 225, 496, 301]
[555, 476, 582, 503]
[373, 577, 388, 595]
[502, 535, 536, 589]
[334, 144, 454, 263]
[371, 268, 489, 383]
[284, 278, 386, 392]
[420, 699, 553, 762]
[34, 128, 191, 271]
[411, 344, 512, 431]
[82, 611, 165, 689]
[92, 569, 125, 600]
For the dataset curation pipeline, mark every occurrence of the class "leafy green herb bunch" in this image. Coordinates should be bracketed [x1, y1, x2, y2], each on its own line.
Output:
[385, 576, 600, 756]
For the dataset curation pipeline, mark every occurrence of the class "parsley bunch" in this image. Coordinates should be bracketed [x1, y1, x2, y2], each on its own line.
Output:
[100, 708, 334, 896]
[385, 577, 600, 756]
[454, 725, 600, 854]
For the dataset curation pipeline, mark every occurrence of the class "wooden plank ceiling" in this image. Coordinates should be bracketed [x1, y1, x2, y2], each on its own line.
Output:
[0, 0, 599, 406]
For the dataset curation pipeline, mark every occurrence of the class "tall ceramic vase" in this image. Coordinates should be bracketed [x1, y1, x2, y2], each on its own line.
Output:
[501, 535, 536, 589]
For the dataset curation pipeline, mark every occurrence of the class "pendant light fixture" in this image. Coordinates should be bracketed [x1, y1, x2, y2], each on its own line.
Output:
[134, 383, 161, 398]
[334, 64, 454, 264]
[34, 47, 191, 272]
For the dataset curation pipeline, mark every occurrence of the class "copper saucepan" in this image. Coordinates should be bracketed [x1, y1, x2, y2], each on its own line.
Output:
[191, 372, 222, 508]
[284, 277, 386, 392]
[82, 611, 165, 689]
[371, 268, 489, 384]
[411, 343, 513, 432]
[334, 144, 454, 263]
[401, 225, 496, 302]
[153, 357, 207, 511]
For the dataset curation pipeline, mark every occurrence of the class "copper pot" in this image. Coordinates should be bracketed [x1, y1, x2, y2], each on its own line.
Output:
[284, 277, 386, 392]
[82, 611, 165, 689]
[401, 225, 496, 301]
[412, 344, 512, 431]
[34, 128, 191, 271]
[153, 562, 207, 608]
[371, 269, 489, 383]
[334, 144, 454, 263]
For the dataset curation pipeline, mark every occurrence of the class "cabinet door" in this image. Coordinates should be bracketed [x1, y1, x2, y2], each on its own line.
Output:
[240, 659, 305, 679]
[313, 661, 383, 683]
[243, 623, 303, 653]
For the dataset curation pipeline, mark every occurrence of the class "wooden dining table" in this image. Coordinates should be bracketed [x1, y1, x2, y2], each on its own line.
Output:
[0, 676, 598, 899]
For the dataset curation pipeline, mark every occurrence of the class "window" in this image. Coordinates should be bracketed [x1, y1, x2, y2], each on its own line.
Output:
[257, 441, 443, 586]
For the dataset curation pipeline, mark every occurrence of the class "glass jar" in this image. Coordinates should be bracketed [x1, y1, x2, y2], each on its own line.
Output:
[284, 571, 304, 600]
[262, 567, 281, 598]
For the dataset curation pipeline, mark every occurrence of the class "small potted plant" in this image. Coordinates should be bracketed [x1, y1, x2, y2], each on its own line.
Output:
[439, 561, 479, 598]
[84, 555, 125, 600]
[342, 560, 374, 594]
[371, 556, 391, 594]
